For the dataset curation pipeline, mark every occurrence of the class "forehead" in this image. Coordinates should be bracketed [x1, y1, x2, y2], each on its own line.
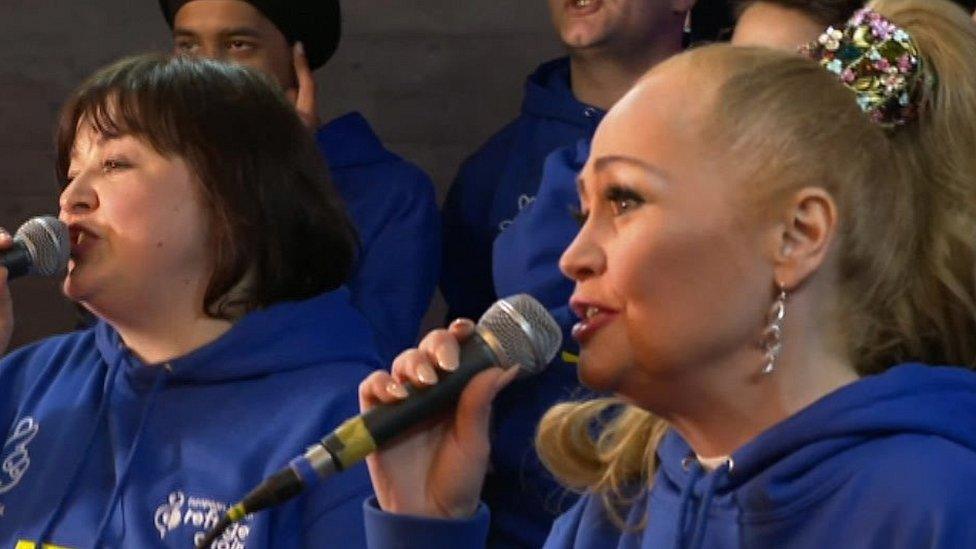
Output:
[174, 0, 276, 32]
[588, 59, 714, 176]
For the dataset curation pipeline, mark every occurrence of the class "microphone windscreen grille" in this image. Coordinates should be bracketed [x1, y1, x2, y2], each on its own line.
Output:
[15, 216, 70, 276]
[478, 294, 562, 375]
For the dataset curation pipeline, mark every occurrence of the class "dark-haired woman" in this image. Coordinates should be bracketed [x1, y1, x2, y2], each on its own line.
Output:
[0, 55, 378, 548]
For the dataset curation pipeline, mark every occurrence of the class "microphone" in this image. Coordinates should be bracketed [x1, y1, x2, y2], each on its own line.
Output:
[0, 216, 70, 280]
[197, 294, 562, 547]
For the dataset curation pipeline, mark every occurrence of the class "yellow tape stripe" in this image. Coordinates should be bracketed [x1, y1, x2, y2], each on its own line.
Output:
[16, 541, 73, 549]
[227, 503, 247, 522]
[333, 416, 377, 467]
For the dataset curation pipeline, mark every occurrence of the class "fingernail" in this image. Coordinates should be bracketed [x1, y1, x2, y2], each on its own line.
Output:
[417, 363, 437, 385]
[296, 41, 305, 55]
[386, 381, 408, 398]
[450, 318, 474, 330]
[439, 358, 459, 372]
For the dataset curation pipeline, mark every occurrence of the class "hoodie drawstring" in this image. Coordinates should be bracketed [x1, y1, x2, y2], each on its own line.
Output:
[673, 458, 703, 549]
[35, 358, 123, 544]
[673, 457, 732, 549]
[90, 368, 167, 548]
[688, 462, 729, 549]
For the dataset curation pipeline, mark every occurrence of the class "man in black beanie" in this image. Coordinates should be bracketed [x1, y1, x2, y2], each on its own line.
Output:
[159, 0, 441, 364]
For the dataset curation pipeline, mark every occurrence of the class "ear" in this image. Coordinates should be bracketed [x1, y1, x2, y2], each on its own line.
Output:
[671, 0, 697, 14]
[769, 187, 837, 290]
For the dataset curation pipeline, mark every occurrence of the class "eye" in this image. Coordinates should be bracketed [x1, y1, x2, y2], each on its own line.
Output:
[103, 158, 130, 172]
[174, 40, 197, 54]
[605, 185, 644, 216]
[569, 206, 588, 227]
[227, 40, 255, 52]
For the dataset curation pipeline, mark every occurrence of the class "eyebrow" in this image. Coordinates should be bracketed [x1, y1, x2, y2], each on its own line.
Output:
[577, 154, 672, 194]
[173, 27, 264, 39]
[594, 155, 671, 179]
[69, 133, 123, 161]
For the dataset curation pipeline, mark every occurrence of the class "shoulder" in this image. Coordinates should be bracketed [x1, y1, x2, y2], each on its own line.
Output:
[1, 328, 98, 379]
[545, 491, 635, 548]
[845, 434, 976, 506]
[455, 117, 532, 179]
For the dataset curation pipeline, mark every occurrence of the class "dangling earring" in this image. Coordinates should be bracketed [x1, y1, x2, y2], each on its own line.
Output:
[761, 284, 787, 375]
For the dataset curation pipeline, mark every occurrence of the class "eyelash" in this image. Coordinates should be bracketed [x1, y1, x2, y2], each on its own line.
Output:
[103, 158, 129, 172]
[569, 206, 588, 227]
[605, 185, 644, 215]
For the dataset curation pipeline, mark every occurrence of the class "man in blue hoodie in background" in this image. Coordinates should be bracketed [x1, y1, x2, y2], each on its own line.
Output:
[440, 0, 696, 328]
[159, 0, 441, 363]
[440, 1, 698, 546]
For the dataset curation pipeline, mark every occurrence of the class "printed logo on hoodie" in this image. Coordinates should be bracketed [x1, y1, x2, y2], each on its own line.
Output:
[1, 417, 39, 497]
[154, 491, 252, 548]
[498, 194, 537, 232]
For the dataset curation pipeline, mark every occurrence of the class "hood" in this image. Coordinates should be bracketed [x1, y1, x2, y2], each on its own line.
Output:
[95, 287, 381, 384]
[658, 363, 976, 505]
[315, 112, 399, 169]
[521, 58, 603, 127]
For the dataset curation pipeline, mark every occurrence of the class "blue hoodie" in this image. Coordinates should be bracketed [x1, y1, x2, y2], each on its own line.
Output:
[363, 364, 976, 548]
[0, 288, 381, 548]
[317, 112, 441, 362]
[440, 57, 603, 323]
[482, 139, 594, 547]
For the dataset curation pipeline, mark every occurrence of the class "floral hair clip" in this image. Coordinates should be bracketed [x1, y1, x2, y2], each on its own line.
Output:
[802, 7, 924, 128]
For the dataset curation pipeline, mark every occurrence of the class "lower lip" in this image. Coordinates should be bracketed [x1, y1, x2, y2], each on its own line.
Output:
[566, 0, 602, 16]
[571, 312, 617, 343]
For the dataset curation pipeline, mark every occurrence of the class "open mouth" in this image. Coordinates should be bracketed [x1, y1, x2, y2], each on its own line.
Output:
[566, 0, 602, 14]
[68, 226, 98, 259]
[570, 301, 618, 342]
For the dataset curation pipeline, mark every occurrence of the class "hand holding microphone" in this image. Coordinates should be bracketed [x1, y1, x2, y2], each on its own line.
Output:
[0, 216, 70, 354]
[360, 318, 516, 519]
[197, 295, 561, 547]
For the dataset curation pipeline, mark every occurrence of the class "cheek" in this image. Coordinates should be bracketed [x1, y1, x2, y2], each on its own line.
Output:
[613, 221, 767, 369]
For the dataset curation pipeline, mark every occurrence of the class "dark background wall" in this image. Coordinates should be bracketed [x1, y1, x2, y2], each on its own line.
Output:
[0, 1, 562, 348]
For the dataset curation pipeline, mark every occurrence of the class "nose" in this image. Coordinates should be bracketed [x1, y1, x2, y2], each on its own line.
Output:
[559, 223, 605, 282]
[59, 173, 98, 218]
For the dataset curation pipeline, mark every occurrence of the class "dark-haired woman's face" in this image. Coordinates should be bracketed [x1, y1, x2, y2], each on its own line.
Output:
[59, 124, 212, 321]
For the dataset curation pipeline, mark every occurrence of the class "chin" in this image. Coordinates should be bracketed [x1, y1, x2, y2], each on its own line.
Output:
[61, 268, 97, 304]
[576, 350, 628, 393]
[560, 25, 610, 50]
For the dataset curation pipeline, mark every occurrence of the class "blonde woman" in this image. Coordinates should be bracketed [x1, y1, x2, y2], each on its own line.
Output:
[357, 0, 976, 547]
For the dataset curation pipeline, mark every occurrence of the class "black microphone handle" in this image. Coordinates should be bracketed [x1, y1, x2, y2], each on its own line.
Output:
[320, 332, 500, 470]
[0, 242, 32, 280]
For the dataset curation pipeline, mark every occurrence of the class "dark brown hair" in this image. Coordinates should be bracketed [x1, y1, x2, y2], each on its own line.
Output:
[56, 54, 357, 318]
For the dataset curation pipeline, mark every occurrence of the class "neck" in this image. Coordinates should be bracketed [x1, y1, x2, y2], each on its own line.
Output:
[92, 286, 234, 365]
[113, 313, 233, 365]
[568, 28, 684, 111]
[649, 301, 859, 457]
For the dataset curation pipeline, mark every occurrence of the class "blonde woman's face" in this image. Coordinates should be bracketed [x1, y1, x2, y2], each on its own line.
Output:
[559, 60, 773, 402]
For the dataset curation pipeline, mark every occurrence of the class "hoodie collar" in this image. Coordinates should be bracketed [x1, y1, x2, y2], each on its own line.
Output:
[315, 112, 398, 169]
[95, 287, 381, 385]
[522, 57, 604, 127]
[658, 364, 976, 508]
